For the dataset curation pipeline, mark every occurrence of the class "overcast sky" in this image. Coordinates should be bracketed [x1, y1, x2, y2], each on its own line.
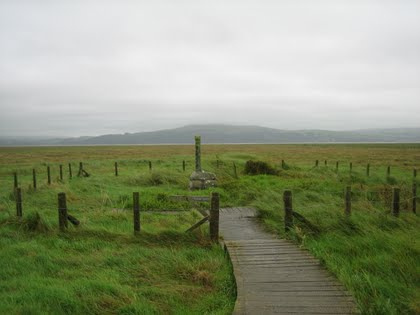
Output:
[0, 0, 419, 137]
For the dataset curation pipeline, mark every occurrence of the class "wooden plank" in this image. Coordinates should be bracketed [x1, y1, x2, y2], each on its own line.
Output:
[219, 207, 358, 315]
[169, 195, 210, 202]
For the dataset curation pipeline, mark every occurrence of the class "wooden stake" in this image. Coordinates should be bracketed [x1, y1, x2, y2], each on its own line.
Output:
[133, 192, 140, 233]
[336, 161, 339, 172]
[115, 162, 118, 176]
[414, 169, 417, 178]
[413, 183, 417, 214]
[13, 172, 18, 189]
[182, 160, 186, 172]
[32, 169, 37, 190]
[345, 186, 351, 216]
[149, 161, 152, 172]
[59, 165, 63, 181]
[58, 192, 68, 231]
[350, 162, 353, 173]
[16, 187, 22, 217]
[210, 192, 220, 241]
[315, 160, 319, 167]
[387, 166, 391, 177]
[47, 166, 51, 185]
[392, 188, 400, 217]
[283, 190, 293, 232]
[324, 160, 327, 166]
[68, 163, 72, 179]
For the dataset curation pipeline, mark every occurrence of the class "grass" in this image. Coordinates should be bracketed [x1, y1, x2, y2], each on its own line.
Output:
[0, 144, 419, 314]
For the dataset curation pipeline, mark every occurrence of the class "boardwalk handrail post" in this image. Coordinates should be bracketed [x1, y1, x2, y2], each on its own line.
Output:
[283, 190, 293, 232]
[210, 192, 220, 241]
[392, 188, 400, 217]
[345, 186, 351, 216]
[133, 192, 140, 233]
[16, 187, 22, 217]
[58, 192, 68, 231]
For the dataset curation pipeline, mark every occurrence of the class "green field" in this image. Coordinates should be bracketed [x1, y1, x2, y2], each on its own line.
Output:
[0, 144, 419, 314]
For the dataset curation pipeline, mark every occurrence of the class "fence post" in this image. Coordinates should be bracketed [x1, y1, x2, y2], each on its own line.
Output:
[149, 161, 152, 172]
[182, 160, 186, 172]
[414, 169, 417, 178]
[13, 172, 18, 189]
[392, 188, 400, 217]
[349, 162, 353, 173]
[32, 169, 37, 190]
[68, 163, 72, 179]
[115, 162, 118, 176]
[387, 166, 391, 177]
[233, 162, 238, 178]
[16, 187, 22, 217]
[366, 163, 370, 177]
[216, 160, 220, 168]
[336, 161, 339, 172]
[59, 165, 63, 181]
[210, 192, 220, 241]
[58, 192, 68, 231]
[315, 160, 319, 167]
[133, 192, 140, 233]
[413, 183, 417, 214]
[282, 160, 286, 169]
[47, 166, 51, 185]
[78, 162, 83, 176]
[283, 190, 293, 232]
[345, 186, 351, 216]
[324, 160, 327, 166]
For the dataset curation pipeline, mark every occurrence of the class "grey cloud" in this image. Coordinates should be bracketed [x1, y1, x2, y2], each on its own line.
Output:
[0, 0, 419, 137]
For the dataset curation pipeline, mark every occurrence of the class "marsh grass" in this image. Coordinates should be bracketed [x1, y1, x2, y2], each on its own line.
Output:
[0, 144, 419, 314]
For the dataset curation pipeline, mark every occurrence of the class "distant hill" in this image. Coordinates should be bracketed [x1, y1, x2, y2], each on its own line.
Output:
[1, 125, 420, 146]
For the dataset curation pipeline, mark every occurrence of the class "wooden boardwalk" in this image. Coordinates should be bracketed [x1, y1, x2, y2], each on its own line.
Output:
[219, 207, 358, 315]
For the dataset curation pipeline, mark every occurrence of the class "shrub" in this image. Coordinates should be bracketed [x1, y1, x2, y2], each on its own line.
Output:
[244, 160, 278, 175]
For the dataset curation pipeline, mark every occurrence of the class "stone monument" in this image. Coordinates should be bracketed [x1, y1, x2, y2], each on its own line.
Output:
[189, 136, 217, 190]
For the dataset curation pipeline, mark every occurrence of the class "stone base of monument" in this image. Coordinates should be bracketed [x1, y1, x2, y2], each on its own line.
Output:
[189, 170, 217, 190]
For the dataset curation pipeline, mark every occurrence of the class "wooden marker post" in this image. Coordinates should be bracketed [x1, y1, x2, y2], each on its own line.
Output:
[133, 192, 140, 233]
[32, 169, 37, 190]
[283, 190, 293, 232]
[47, 166, 51, 185]
[392, 188, 400, 217]
[115, 162, 118, 176]
[345, 186, 351, 216]
[16, 187, 22, 217]
[210, 192, 220, 242]
[58, 193, 68, 231]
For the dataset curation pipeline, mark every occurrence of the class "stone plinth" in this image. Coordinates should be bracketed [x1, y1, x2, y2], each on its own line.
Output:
[189, 170, 217, 190]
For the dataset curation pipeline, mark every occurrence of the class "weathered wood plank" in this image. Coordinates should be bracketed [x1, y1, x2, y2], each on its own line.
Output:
[219, 207, 358, 315]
